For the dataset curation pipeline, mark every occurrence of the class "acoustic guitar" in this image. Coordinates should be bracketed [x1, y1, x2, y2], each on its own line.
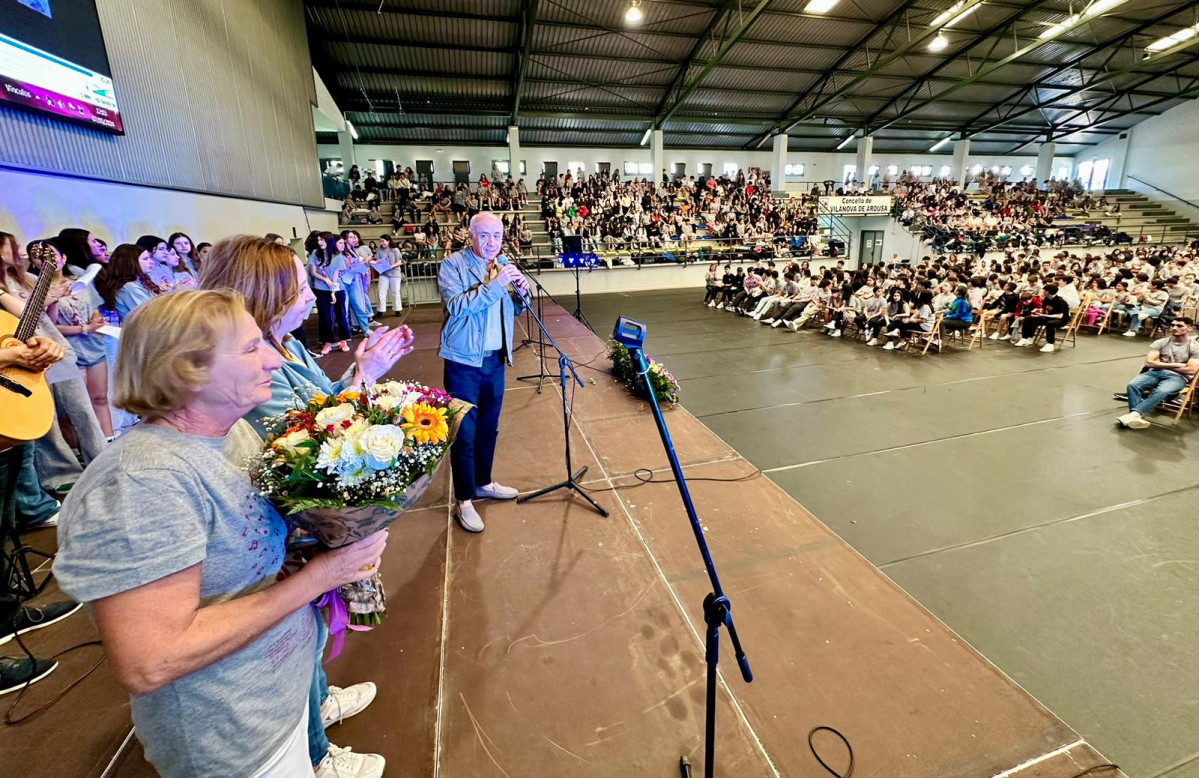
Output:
[0, 266, 59, 451]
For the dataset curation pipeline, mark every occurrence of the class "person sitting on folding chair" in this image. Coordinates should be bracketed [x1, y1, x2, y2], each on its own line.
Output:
[1014, 282, 1069, 352]
[1118, 317, 1199, 430]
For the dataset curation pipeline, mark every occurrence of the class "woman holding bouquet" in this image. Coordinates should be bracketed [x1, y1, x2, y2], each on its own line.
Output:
[54, 290, 389, 777]
[201, 236, 414, 778]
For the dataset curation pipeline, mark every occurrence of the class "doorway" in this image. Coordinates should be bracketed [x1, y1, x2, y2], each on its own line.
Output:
[859, 230, 884, 265]
[672, 162, 686, 181]
[597, 162, 611, 178]
[415, 160, 433, 189]
[543, 161, 558, 180]
[699, 163, 712, 178]
[452, 160, 470, 186]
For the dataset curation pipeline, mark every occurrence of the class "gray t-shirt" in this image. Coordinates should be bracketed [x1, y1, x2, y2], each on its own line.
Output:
[1151, 336, 1199, 366]
[54, 423, 315, 778]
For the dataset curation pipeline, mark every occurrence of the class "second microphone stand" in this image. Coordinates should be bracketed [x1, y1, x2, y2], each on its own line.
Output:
[515, 281, 608, 518]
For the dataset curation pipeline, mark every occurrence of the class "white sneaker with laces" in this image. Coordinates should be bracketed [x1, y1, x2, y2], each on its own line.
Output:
[824, 321, 836, 329]
[315, 744, 385, 778]
[886, 329, 900, 337]
[988, 332, 1001, 340]
[707, 301, 716, 308]
[831, 330, 841, 338]
[1125, 413, 1151, 429]
[761, 318, 775, 325]
[1123, 330, 1137, 337]
[867, 338, 879, 346]
[321, 683, 377, 729]
[1039, 344, 1055, 353]
[882, 342, 895, 350]
[716, 303, 724, 310]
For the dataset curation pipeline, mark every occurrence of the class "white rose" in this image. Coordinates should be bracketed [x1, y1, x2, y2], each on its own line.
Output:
[376, 380, 408, 396]
[359, 424, 405, 468]
[371, 393, 402, 412]
[315, 403, 356, 430]
[273, 428, 310, 456]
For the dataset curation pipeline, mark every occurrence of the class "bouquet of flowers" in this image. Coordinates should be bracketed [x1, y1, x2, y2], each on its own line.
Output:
[606, 339, 681, 405]
[251, 381, 465, 642]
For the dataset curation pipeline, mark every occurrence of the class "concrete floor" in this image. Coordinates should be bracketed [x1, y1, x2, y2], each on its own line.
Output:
[579, 288, 1199, 778]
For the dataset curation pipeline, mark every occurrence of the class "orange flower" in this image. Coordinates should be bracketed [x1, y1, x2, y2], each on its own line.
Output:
[337, 390, 360, 403]
[401, 403, 449, 445]
[310, 393, 327, 405]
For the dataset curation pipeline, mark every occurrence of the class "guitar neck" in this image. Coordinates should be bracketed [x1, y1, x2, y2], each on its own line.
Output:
[13, 268, 56, 342]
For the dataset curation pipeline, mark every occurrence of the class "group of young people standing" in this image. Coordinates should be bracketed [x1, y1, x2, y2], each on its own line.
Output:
[303, 229, 405, 356]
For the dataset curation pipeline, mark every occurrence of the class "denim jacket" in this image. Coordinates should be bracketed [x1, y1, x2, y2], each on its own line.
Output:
[438, 248, 525, 367]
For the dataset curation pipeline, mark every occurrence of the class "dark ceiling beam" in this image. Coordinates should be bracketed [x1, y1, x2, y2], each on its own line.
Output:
[867, 3, 1199, 137]
[511, 0, 540, 125]
[650, 1, 731, 120]
[966, 51, 1199, 137]
[305, 1, 517, 24]
[1049, 88, 1198, 140]
[858, 0, 1054, 135]
[773, 0, 923, 134]
[654, 0, 773, 126]
[953, 1, 1199, 134]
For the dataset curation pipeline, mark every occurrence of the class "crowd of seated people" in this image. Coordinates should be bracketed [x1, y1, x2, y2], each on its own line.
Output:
[0, 222, 413, 777]
[702, 243, 1199, 354]
[892, 175, 1140, 254]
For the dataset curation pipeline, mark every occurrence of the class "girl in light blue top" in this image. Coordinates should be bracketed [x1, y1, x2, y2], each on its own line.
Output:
[306, 232, 351, 354]
[96, 244, 163, 323]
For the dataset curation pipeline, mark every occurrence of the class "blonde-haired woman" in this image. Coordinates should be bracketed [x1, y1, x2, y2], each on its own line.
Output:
[199, 235, 413, 777]
[55, 289, 388, 778]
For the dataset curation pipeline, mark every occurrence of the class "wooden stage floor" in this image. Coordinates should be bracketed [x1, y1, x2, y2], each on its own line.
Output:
[1, 301, 1119, 777]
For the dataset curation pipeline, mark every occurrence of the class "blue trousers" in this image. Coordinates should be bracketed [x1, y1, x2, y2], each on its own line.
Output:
[346, 279, 373, 333]
[444, 353, 505, 501]
[1128, 369, 1188, 416]
[307, 612, 330, 766]
[16, 443, 58, 527]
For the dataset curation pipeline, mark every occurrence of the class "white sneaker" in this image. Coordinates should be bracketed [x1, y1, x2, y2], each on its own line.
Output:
[321, 682, 377, 729]
[771, 319, 784, 328]
[1123, 330, 1137, 337]
[1126, 413, 1151, 429]
[886, 329, 900, 337]
[785, 321, 798, 331]
[1039, 344, 1055, 353]
[824, 321, 836, 329]
[315, 744, 386, 778]
[716, 303, 724, 310]
[707, 301, 716, 308]
[988, 332, 1000, 340]
[867, 338, 879, 346]
[831, 330, 841, 338]
[1116, 412, 1134, 427]
[882, 342, 896, 350]
[761, 318, 775, 325]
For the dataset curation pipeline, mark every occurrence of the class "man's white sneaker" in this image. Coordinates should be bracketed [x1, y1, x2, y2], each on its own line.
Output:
[315, 745, 386, 778]
[988, 332, 1001, 340]
[867, 338, 879, 346]
[823, 321, 836, 329]
[1116, 412, 1134, 427]
[886, 329, 900, 337]
[716, 303, 724, 310]
[831, 330, 841, 338]
[761, 318, 775, 325]
[707, 301, 716, 308]
[1039, 344, 1055, 353]
[321, 683, 377, 729]
[785, 321, 798, 331]
[882, 342, 896, 350]
[1125, 414, 1151, 429]
[1123, 330, 1137, 337]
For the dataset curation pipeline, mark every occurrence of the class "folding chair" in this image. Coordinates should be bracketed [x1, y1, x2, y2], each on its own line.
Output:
[1160, 370, 1199, 425]
[1038, 300, 1087, 350]
[904, 313, 944, 355]
[967, 309, 990, 350]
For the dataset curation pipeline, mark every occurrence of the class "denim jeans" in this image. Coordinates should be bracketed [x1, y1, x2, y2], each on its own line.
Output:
[444, 352, 505, 501]
[314, 290, 351, 345]
[33, 378, 106, 490]
[346, 279, 373, 333]
[307, 611, 330, 766]
[1127, 306, 1163, 333]
[1128, 369, 1188, 416]
[16, 443, 58, 527]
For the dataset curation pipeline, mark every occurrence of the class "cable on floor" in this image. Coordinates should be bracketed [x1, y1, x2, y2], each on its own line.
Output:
[3, 607, 106, 726]
[809, 725, 854, 777]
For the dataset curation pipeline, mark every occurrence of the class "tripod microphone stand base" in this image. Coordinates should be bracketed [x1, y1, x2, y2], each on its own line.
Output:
[517, 465, 609, 517]
[1, 530, 53, 600]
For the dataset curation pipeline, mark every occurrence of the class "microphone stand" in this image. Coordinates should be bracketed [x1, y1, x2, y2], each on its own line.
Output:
[515, 277, 550, 392]
[515, 280, 609, 518]
[612, 317, 752, 778]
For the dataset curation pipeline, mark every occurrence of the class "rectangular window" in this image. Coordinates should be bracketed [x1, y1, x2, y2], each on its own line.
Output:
[912, 165, 932, 176]
[567, 161, 585, 176]
[1055, 166, 1069, 181]
[939, 165, 952, 177]
[638, 162, 652, 175]
[867, 165, 879, 176]
[494, 160, 510, 176]
[842, 163, 856, 182]
[623, 161, 638, 176]
[723, 163, 738, 176]
[784, 163, 805, 176]
[887, 165, 899, 176]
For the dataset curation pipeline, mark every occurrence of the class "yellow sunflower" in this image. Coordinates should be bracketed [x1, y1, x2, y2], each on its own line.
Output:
[401, 403, 449, 445]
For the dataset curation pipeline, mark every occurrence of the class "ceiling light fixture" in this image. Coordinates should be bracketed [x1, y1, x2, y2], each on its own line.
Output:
[1146, 24, 1199, 58]
[625, 0, 643, 24]
[1038, 0, 1128, 39]
[346, 120, 358, 140]
[804, 0, 842, 14]
[835, 134, 854, 150]
[929, 136, 952, 152]
[944, 4, 979, 27]
[928, 32, 950, 52]
[640, 128, 651, 146]
[930, 0, 966, 28]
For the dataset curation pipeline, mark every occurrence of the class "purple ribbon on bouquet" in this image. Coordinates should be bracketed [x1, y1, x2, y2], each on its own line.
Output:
[315, 590, 372, 660]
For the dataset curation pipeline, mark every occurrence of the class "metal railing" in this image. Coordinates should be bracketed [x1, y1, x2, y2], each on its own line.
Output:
[907, 216, 1199, 255]
[1126, 175, 1199, 213]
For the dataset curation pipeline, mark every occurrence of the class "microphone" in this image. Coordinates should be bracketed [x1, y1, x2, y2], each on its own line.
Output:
[487, 256, 532, 303]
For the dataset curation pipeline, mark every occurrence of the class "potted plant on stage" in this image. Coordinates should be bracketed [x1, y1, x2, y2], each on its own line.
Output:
[251, 381, 466, 654]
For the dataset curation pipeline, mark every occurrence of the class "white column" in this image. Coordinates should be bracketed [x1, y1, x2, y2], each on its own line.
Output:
[952, 139, 971, 187]
[770, 133, 788, 194]
[1107, 131, 1129, 190]
[507, 125, 521, 179]
[337, 129, 356, 177]
[855, 135, 874, 188]
[1035, 141, 1056, 187]
[651, 129, 665, 185]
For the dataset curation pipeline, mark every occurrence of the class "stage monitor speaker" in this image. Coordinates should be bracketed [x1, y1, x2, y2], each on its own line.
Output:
[562, 235, 583, 254]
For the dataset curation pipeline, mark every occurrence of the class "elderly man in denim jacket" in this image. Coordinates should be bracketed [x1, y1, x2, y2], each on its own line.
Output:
[438, 212, 529, 532]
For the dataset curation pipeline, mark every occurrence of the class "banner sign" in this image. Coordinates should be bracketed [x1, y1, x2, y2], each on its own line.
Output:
[820, 195, 891, 215]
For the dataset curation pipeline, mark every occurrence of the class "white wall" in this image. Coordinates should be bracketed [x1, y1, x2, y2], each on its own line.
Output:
[0, 167, 340, 246]
[1087, 99, 1199, 220]
[317, 142, 1069, 192]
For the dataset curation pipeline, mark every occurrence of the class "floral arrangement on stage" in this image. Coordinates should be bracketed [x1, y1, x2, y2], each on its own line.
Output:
[251, 381, 465, 634]
[606, 339, 681, 405]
